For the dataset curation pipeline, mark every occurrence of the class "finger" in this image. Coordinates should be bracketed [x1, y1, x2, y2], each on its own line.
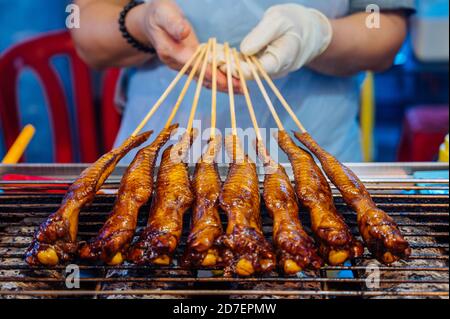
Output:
[154, 1, 191, 41]
[218, 64, 228, 78]
[257, 52, 280, 77]
[240, 11, 290, 55]
[211, 43, 227, 67]
[216, 68, 233, 93]
[216, 69, 229, 93]
[219, 57, 253, 80]
[204, 63, 221, 89]
[154, 37, 196, 69]
[269, 35, 300, 73]
[150, 25, 199, 70]
[232, 77, 244, 95]
[202, 62, 227, 93]
[204, 64, 213, 83]
[259, 53, 290, 78]
[236, 60, 253, 80]
[204, 81, 212, 90]
[215, 67, 243, 94]
[150, 30, 179, 66]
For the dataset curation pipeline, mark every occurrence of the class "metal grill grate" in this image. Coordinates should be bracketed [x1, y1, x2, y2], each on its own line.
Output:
[0, 164, 448, 299]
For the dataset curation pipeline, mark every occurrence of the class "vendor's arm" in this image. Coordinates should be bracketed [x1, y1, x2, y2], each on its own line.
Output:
[72, 0, 238, 91]
[309, 12, 408, 76]
[72, 0, 197, 69]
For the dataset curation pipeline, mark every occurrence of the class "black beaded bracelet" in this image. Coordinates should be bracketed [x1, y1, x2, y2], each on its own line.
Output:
[119, 0, 156, 54]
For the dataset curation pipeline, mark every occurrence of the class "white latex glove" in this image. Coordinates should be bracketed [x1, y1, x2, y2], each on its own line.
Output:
[239, 4, 333, 79]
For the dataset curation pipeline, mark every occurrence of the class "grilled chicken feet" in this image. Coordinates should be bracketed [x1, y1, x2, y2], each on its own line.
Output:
[278, 132, 364, 265]
[295, 132, 411, 264]
[79, 125, 178, 265]
[181, 136, 223, 268]
[25, 131, 152, 266]
[218, 135, 276, 277]
[257, 142, 322, 274]
[128, 130, 197, 265]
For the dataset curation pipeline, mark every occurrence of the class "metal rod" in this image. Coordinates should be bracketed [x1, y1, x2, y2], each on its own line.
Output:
[131, 45, 205, 136]
[0, 162, 448, 299]
[1, 178, 447, 185]
[0, 290, 447, 297]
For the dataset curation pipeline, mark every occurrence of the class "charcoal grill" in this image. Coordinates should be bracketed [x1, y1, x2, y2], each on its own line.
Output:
[0, 163, 448, 299]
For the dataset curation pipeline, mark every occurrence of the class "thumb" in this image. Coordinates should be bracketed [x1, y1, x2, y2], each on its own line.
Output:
[154, 1, 191, 41]
[240, 11, 288, 55]
[258, 53, 281, 77]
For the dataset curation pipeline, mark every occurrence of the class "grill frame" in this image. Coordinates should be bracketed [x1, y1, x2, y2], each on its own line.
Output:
[0, 163, 448, 299]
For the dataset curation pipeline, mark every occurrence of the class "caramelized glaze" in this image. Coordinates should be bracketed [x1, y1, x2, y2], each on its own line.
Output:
[257, 141, 322, 274]
[25, 131, 152, 266]
[181, 136, 223, 268]
[128, 130, 197, 265]
[278, 131, 364, 265]
[218, 135, 276, 276]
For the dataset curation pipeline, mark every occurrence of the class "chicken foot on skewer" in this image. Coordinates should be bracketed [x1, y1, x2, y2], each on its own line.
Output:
[128, 130, 197, 265]
[295, 132, 411, 264]
[218, 135, 276, 277]
[256, 141, 323, 274]
[278, 132, 364, 265]
[181, 136, 223, 268]
[79, 125, 178, 265]
[25, 131, 152, 266]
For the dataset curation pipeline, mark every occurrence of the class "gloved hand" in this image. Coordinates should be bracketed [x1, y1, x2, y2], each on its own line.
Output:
[238, 4, 333, 79]
[138, 0, 241, 92]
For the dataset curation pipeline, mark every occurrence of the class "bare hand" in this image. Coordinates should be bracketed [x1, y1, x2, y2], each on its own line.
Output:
[138, 0, 198, 70]
[138, 0, 241, 93]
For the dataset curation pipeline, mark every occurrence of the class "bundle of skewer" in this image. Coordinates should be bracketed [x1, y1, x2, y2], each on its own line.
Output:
[24, 38, 411, 277]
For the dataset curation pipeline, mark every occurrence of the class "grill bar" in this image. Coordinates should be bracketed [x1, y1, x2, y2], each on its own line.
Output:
[1, 163, 448, 299]
[0, 264, 447, 271]
[1, 178, 448, 185]
[0, 290, 447, 298]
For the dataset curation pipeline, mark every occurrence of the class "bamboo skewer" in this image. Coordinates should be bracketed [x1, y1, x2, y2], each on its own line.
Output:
[210, 38, 218, 140]
[164, 45, 209, 128]
[244, 55, 284, 132]
[250, 56, 307, 134]
[187, 39, 212, 133]
[224, 43, 237, 136]
[232, 49, 262, 142]
[131, 45, 205, 137]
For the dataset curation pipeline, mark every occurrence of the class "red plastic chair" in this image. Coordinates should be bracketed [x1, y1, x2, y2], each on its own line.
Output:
[398, 105, 449, 162]
[0, 30, 121, 163]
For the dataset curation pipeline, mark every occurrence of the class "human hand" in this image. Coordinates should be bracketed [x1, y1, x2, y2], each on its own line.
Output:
[203, 53, 243, 94]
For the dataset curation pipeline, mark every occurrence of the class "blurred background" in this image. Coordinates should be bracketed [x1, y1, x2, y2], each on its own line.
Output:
[0, 0, 448, 163]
